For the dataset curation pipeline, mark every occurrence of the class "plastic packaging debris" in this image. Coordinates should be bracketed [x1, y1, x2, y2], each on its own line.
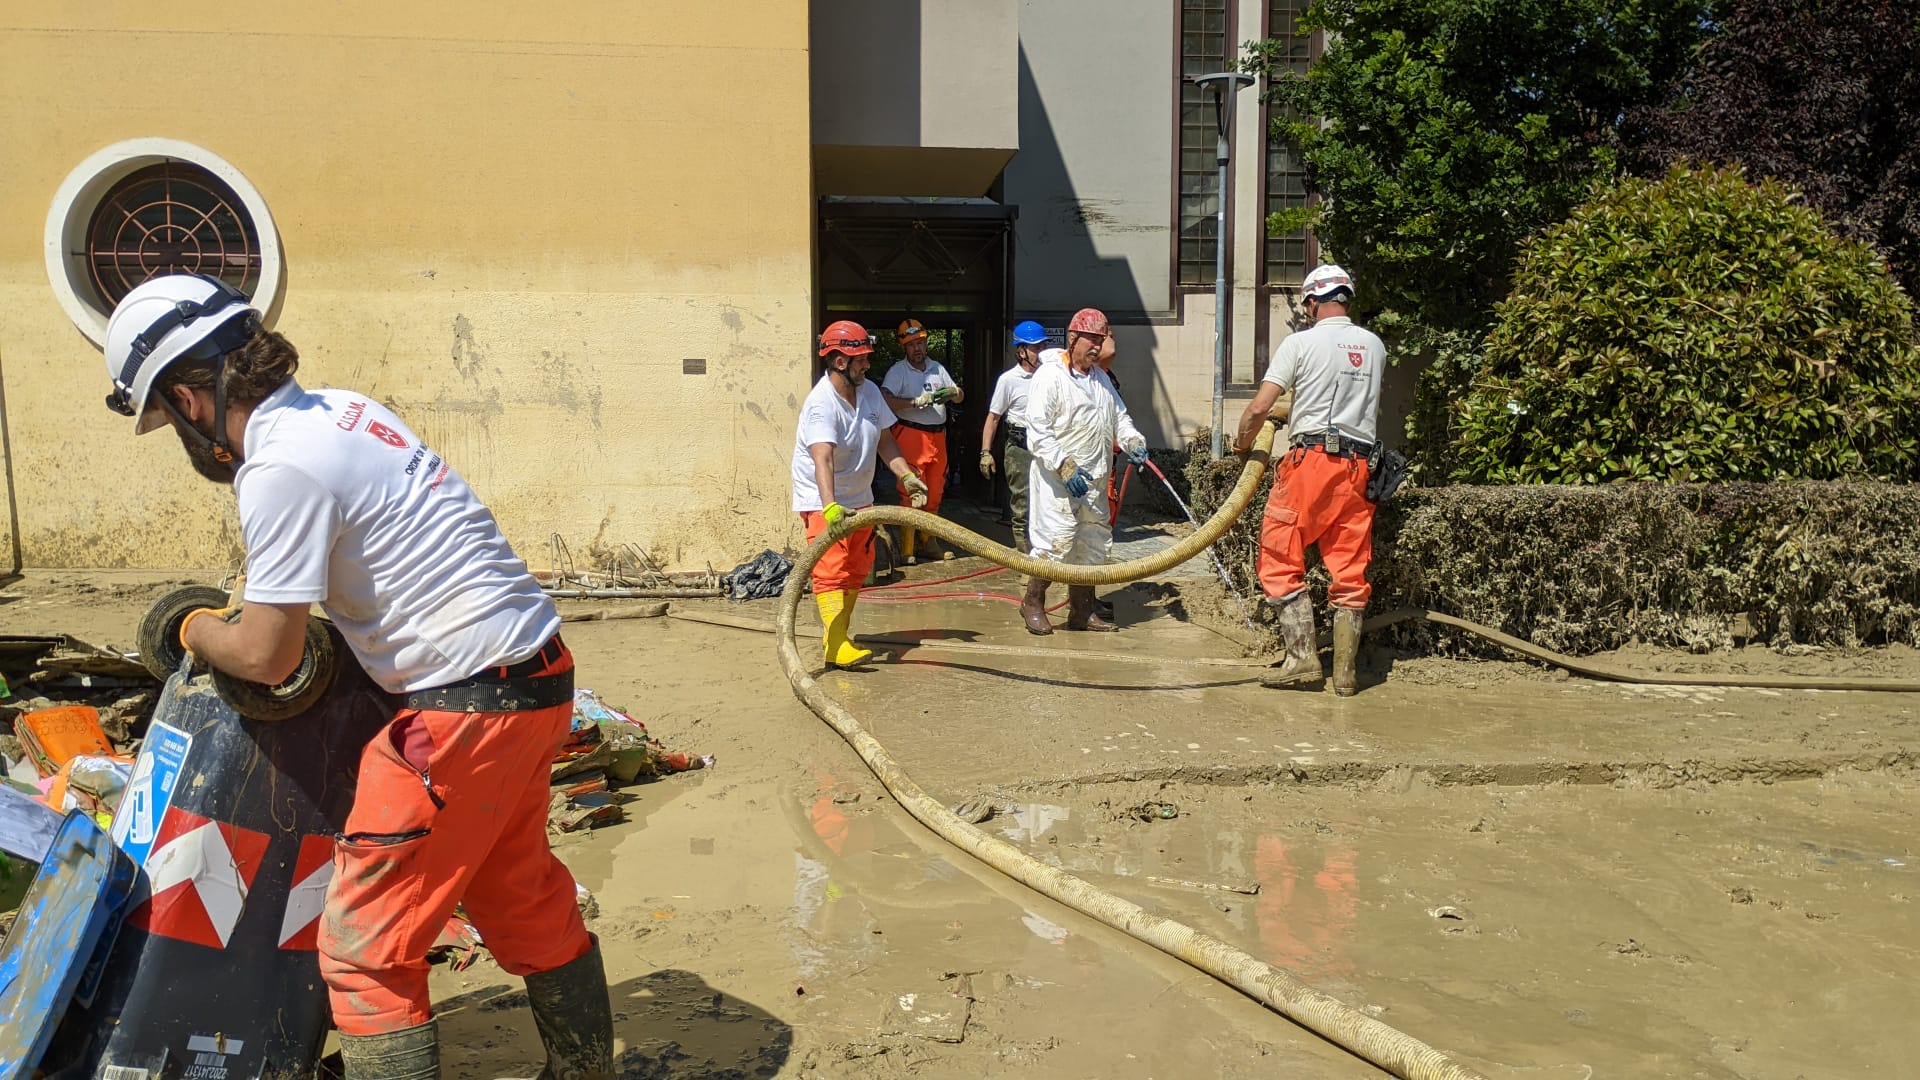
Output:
[720, 549, 794, 601]
[42, 754, 133, 823]
[571, 690, 712, 779]
[429, 908, 484, 971]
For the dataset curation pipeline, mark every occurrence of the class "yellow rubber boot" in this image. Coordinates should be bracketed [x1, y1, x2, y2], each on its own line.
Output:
[900, 527, 918, 565]
[816, 589, 874, 669]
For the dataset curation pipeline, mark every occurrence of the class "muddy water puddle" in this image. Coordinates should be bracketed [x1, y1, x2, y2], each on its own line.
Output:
[982, 774, 1919, 1078]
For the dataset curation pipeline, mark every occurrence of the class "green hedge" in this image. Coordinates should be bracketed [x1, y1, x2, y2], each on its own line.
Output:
[1185, 449, 1920, 654]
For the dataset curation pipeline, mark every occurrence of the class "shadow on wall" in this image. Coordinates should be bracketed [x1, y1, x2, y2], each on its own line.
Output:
[1010, 37, 1204, 449]
[1010, 43, 1148, 317]
[436, 967, 793, 1077]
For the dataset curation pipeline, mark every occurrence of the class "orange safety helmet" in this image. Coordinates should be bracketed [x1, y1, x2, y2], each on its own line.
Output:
[896, 318, 929, 343]
[818, 320, 877, 358]
[1067, 308, 1110, 338]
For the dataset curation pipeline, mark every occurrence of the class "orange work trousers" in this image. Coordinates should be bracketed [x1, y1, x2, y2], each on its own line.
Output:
[803, 510, 876, 592]
[318, 642, 590, 1036]
[890, 425, 947, 514]
[1257, 447, 1376, 608]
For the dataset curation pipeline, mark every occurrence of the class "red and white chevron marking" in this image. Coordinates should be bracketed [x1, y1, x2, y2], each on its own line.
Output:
[278, 833, 336, 950]
[127, 807, 270, 950]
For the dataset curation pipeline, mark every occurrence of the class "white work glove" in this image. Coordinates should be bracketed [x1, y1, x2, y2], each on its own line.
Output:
[978, 450, 996, 478]
[900, 472, 931, 508]
[911, 391, 937, 409]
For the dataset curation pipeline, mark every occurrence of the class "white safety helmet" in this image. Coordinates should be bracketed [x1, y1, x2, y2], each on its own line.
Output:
[1301, 264, 1355, 304]
[103, 273, 260, 433]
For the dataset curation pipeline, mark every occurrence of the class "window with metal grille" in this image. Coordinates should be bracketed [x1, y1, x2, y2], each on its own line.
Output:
[1178, 0, 1234, 287]
[82, 161, 261, 308]
[1264, 0, 1314, 287]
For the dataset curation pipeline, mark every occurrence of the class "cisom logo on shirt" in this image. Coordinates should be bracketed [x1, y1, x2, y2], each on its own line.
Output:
[1347, 350, 1365, 368]
[367, 421, 408, 448]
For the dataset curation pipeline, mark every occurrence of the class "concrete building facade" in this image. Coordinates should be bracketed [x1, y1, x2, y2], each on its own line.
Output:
[0, 2, 1380, 574]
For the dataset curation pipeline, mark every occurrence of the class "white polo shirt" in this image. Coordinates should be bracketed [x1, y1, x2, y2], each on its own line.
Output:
[1263, 316, 1387, 444]
[987, 363, 1036, 429]
[791, 375, 898, 512]
[234, 380, 560, 694]
[880, 357, 958, 427]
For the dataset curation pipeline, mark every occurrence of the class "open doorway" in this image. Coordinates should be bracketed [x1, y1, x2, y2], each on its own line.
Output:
[816, 199, 1015, 511]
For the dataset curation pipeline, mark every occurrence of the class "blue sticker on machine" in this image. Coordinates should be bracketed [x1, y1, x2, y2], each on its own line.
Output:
[109, 721, 193, 869]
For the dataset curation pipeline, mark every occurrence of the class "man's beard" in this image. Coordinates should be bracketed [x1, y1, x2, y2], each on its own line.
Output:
[172, 417, 238, 484]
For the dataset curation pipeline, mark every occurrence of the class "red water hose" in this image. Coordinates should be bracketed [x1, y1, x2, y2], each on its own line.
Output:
[863, 590, 1068, 613]
[867, 565, 1005, 592]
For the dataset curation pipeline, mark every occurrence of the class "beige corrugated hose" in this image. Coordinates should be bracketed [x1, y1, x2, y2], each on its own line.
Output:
[776, 420, 1488, 1080]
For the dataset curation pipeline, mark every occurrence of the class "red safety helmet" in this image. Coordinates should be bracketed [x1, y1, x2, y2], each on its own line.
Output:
[896, 318, 929, 343]
[818, 320, 876, 358]
[1067, 308, 1110, 338]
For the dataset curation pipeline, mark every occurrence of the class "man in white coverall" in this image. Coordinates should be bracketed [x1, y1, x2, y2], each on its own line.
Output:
[1018, 307, 1149, 635]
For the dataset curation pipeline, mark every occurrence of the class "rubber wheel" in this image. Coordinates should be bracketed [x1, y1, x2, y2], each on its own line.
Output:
[136, 585, 231, 681]
[212, 616, 339, 723]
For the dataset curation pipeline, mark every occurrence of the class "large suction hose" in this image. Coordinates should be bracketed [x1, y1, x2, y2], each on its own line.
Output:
[776, 420, 1488, 1080]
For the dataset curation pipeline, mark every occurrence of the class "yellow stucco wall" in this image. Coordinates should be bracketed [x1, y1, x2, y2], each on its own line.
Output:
[0, 4, 813, 572]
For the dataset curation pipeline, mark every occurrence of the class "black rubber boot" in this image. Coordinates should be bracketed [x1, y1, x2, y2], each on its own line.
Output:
[1259, 593, 1322, 689]
[1021, 576, 1054, 635]
[1065, 585, 1118, 632]
[338, 1020, 439, 1080]
[524, 938, 615, 1080]
[1332, 606, 1364, 697]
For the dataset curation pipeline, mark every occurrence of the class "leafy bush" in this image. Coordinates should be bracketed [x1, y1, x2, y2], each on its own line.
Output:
[1186, 445, 1920, 654]
[1452, 165, 1920, 484]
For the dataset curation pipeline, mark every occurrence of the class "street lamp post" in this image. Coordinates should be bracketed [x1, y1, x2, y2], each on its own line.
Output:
[1189, 71, 1256, 459]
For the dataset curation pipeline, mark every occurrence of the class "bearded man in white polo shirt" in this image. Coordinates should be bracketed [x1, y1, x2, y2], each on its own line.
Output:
[100, 274, 609, 1079]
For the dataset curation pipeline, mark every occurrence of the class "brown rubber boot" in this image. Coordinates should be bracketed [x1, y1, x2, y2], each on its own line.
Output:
[1259, 592, 1322, 689]
[1065, 585, 1118, 632]
[1021, 576, 1054, 636]
[1331, 606, 1364, 697]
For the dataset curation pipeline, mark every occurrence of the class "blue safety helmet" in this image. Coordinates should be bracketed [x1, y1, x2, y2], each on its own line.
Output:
[1011, 320, 1048, 347]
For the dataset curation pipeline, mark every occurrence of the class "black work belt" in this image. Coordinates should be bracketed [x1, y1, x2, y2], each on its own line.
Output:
[894, 417, 947, 434]
[1291, 432, 1375, 460]
[1004, 425, 1028, 449]
[401, 634, 573, 713]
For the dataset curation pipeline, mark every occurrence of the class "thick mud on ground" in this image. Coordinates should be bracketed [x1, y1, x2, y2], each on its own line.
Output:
[974, 776, 1918, 1078]
[5, 568, 1917, 1077]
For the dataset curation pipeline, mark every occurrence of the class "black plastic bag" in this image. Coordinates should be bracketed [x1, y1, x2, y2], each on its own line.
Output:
[720, 550, 796, 601]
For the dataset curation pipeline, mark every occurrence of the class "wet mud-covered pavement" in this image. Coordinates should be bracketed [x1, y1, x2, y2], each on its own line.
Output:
[6, 569, 1916, 1077]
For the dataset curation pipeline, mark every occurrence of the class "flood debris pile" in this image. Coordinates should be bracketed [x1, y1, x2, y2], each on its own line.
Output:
[0, 636, 161, 819]
[1187, 441, 1920, 654]
[0, 635, 163, 930]
[546, 689, 711, 834]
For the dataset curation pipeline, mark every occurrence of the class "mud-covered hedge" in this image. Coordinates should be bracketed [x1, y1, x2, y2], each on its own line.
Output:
[1186, 449, 1920, 654]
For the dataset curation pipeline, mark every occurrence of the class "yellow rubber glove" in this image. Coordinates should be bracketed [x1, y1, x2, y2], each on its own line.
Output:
[178, 606, 236, 656]
[822, 502, 849, 529]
